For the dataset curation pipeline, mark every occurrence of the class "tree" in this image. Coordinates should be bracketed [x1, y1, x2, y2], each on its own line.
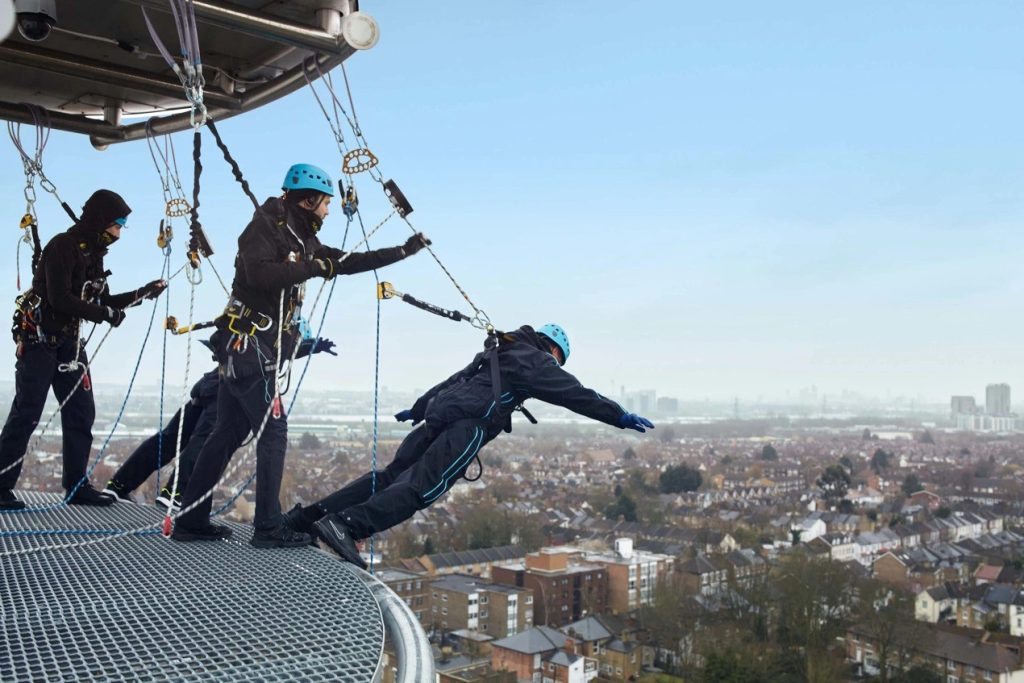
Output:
[422, 536, 435, 555]
[916, 430, 935, 445]
[816, 464, 850, 504]
[857, 582, 927, 682]
[298, 432, 322, 450]
[839, 455, 854, 473]
[622, 446, 637, 461]
[760, 443, 778, 461]
[901, 474, 923, 497]
[870, 448, 892, 474]
[862, 428, 872, 440]
[660, 464, 702, 493]
[658, 425, 676, 444]
[604, 494, 637, 522]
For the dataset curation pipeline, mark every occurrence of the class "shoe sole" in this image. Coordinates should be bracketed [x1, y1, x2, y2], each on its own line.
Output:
[102, 489, 135, 503]
[0, 503, 26, 511]
[155, 496, 181, 512]
[313, 519, 368, 570]
[68, 499, 115, 507]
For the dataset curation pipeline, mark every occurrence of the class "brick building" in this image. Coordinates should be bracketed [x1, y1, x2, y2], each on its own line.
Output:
[492, 549, 608, 628]
[429, 573, 534, 639]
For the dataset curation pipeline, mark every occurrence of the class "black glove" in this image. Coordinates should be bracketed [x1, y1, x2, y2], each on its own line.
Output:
[395, 409, 414, 422]
[402, 233, 431, 256]
[312, 338, 338, 356]
[104, 306, 126, 327]
[139, 279, 168, 300]
[313, 258, 336, 280]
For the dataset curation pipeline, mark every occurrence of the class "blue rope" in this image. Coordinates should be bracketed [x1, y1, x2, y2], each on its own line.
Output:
[155, 252, 172, 497]
[0, 529, 162, 537]
[8, 284, 163, 514]
[352, 207, 382, 574]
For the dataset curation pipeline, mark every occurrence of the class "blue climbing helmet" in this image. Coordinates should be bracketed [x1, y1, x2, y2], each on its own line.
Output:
[282, 163, 334, 197]
[537, 323, 570, 364]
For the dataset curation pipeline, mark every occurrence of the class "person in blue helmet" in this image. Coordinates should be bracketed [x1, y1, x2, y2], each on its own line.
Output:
[286, 324, 655, 569]
[104, 332, 337, 509]
[172, 164, 429, 547]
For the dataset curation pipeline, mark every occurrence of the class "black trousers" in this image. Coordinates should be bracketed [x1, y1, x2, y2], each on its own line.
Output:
[176, 372, 285, 530]
[111, 398, 218, 493]
[0, 338, 95, 491]
[318, 419, 492, 540]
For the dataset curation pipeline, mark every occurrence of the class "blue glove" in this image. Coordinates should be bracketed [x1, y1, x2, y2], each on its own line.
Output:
[619, 413, 654, 433]
[395, 409, 415, 423]
[312, 338, 338, 356]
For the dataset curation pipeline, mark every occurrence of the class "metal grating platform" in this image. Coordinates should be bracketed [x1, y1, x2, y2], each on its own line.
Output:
[0, 492, 384, 682]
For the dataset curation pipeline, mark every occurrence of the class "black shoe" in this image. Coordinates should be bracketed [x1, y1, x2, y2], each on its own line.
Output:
[103, 479, 133, 502]
[312, 513, 367, 569]
[156, 486, 182, 512]
[285, 503, 326, 535]
[67, 484, 115, 507]
[171, 522, 233, 542]
[250, 523, 313, 549]
[0, 489, 25, 511]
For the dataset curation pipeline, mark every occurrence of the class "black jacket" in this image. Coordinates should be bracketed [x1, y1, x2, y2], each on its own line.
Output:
[410, 325, 627, 435]
[219, 197, 407, 374]
[31, 190, 138, 335]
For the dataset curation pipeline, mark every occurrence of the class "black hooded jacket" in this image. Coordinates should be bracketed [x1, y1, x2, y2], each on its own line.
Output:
[30, 190, 138, 335]
[218, 197, 407, 373]
[409, 325, 627, 436]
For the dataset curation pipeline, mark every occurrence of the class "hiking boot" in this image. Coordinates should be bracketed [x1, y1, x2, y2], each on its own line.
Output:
[103, 479, 134, 503]
[0, 489, 25, 510]
[312, 513, 367, 569]
[67, 484, 115, 507]
[171, 522, 233, 542]
[156, 486, 182, 512]
[250, 523, 312, 549]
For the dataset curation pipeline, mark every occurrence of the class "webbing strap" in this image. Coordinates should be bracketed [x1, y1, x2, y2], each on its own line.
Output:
[206, 119, 260, 213]
[188, 129, 203, 255]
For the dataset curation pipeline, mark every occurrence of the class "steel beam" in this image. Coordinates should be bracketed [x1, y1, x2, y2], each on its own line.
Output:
[0, 101, 121, 138]
[88, 52, 350, 147]
[122, 0, 350, 54]
[0, 43, 241, 110]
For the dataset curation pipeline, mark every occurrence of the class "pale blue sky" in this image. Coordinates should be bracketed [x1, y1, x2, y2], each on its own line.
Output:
[1, 1, 1021, 404]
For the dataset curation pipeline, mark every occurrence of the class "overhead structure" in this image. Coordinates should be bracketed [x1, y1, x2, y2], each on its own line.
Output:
[0, 0, 378, 147]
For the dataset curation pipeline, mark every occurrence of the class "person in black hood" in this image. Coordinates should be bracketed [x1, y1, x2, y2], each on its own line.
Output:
[287, 324, 655, 569]
[0, 189, 167, 510]
[172, 163, 429, 548]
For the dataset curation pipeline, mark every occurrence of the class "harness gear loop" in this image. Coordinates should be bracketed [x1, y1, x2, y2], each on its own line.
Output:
[342, 148, 379, 175]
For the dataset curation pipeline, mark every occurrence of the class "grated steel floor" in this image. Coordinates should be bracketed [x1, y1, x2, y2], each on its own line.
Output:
[0, 492, 384, 682]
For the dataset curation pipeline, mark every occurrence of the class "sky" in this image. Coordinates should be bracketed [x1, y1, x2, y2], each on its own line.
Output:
[0, 1, 1022, 406]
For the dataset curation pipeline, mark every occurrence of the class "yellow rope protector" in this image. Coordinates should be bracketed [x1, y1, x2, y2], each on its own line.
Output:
[156, 221, 174, 250]
[19, 214, 34, 231]
[342, 148, 379, 175]
[377, 281, 397, 300]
